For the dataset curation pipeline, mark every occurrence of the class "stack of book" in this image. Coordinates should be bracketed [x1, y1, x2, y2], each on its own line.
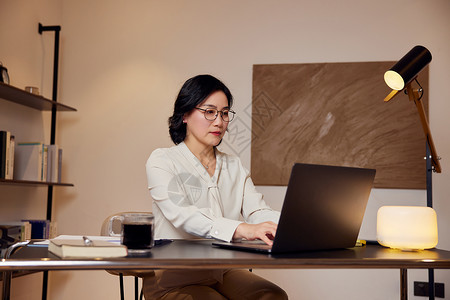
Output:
[0, 129, 63, 182]
[0, 221, 31, 257]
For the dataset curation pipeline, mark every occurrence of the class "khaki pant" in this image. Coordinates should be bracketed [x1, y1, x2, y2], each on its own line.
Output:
[143, 269, 288, 300]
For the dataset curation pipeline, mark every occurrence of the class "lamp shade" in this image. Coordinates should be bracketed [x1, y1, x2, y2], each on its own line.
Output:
[384, 45, 432, 91]
[377, 206, 438, 250]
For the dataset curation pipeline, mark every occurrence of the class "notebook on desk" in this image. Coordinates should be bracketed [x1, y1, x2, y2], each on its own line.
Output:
[212, 163, 376, 254]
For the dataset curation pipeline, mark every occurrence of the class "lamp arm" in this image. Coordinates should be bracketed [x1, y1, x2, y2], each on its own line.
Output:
[406, 84, 442, 173]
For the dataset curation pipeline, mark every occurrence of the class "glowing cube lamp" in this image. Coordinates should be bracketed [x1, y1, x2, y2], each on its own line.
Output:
[377, 206, 438, 250]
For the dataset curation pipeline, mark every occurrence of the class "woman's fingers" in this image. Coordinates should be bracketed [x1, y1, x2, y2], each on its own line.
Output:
[233, 222, 278, 246]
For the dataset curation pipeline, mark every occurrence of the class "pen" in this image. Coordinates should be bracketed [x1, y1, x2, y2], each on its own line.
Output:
[154, 239, 173, 246]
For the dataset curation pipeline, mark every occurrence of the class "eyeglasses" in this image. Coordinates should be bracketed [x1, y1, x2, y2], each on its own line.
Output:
[195, 107, 236, 122]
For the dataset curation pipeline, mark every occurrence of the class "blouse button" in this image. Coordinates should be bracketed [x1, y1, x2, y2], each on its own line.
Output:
[214, 230, 219, 235]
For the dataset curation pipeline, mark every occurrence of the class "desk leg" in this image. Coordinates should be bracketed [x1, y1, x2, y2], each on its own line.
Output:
[135, 276, 139, 300]
[41, 271, 48, 300]
[2, 271, 12, 300]
[2, 241, 30, 300]
[401, 268, 408, 300]
[428, 268, 435, 300]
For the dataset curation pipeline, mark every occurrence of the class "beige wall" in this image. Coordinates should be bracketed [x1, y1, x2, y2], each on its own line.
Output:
[1, 0, 450, 299]
[0, 1, 62, 298]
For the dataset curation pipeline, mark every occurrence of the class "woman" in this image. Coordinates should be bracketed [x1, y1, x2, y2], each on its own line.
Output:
[145, 74, 288, 299]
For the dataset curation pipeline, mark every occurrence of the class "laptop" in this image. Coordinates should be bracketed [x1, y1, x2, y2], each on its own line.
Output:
[212, 163, 376, 254]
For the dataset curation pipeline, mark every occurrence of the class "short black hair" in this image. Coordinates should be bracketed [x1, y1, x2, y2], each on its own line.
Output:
[168, 74, 233, 144]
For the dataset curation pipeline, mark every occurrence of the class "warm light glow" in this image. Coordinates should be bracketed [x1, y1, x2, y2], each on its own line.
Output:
[384, 70, 405, 90]
[377, 206, 438, 250]
[383, 89, 399, 102]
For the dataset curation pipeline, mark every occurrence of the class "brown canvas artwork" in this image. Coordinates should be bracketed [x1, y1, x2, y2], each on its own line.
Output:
[250, 62, 429, 189]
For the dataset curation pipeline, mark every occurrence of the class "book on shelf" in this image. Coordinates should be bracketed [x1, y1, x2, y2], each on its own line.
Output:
[14, 142, 43, 181]
[42, 144, 48, 181]
[48, 235, 127, 258]
[0, 130, 7, 179]
[21, 219, 57, 239]
[57, 148, 63, 182]
[0, 130, 14, 179]
[14, 142, 63, 182]
[8, 135, 15, 179]
[47, 144, 60, 183]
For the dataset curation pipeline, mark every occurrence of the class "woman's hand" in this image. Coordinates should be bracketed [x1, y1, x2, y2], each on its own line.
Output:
[233, 222, 278, 246]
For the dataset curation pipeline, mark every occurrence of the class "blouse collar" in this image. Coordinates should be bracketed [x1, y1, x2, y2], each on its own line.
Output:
[177, 142, 223, 184]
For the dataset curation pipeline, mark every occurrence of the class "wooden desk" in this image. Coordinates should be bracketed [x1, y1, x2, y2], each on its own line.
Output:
[2, 240, 450, 299]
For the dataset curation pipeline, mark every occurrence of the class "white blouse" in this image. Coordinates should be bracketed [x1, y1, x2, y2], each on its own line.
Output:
[146, 142, 280, 242]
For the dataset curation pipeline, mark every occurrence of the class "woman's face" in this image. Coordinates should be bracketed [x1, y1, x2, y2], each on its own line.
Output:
[184, 91, 230, 149]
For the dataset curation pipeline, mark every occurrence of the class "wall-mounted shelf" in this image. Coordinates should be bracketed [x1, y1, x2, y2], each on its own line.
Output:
[0, 81, 75, 189]
[0, 82, 76, 112]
